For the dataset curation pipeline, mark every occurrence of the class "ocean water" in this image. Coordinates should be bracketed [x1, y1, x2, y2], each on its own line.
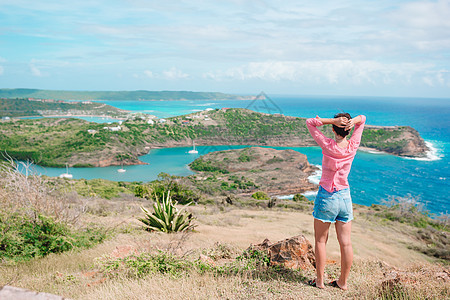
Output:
[26, 96, 450, 215]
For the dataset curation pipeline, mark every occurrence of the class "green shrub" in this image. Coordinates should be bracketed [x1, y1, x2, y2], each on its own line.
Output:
[251, 191, 270, 200]
[134, 184, 150, 198]
[138, 191, 195, 233]
[0, 213, 107, 262]
[267, 156, 284, 164]
[98, 251, 193, 279]
[189, 158, 229, 174]
[293, 194, 308, 202]
[97, 245, 305, 282]
[147, 173, 200, 205]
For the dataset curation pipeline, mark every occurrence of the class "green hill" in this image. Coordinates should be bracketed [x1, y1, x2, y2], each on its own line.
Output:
[0, 98, 128, 118]
[0, 89, 245, 101]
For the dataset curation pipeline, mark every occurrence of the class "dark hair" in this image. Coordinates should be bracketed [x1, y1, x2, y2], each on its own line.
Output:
[332, 112, 352, 137]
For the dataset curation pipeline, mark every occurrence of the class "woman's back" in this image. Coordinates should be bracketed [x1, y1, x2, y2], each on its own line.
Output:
[306, 115, 366, 192]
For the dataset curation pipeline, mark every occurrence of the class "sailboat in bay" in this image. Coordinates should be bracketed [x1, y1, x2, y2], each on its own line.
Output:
[188, 141, 198, 154]
[59, 163, 73, 179]
[117, 161, 126, 173]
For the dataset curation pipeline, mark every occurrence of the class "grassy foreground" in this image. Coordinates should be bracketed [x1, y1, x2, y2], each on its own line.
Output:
[0, 161, 448, 299]
[0, 193, 448, 299]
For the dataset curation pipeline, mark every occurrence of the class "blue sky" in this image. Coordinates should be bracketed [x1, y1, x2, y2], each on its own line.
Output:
[0, 0, 449, 98]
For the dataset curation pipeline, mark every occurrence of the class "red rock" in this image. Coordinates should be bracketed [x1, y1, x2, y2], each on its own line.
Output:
[248, 235, 316, 270]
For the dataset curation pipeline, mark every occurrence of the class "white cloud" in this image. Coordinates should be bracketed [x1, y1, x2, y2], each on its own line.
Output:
[141, 68, 189, 80]
[30, 63, 42, 77]
[205, 60, 448, 87]
[162, 67, 189, 80]
[144, 70, 154, 78]
[423, 69, 450, 87]
[422, 76, 434, 87]
[388, 0, 450, 52]
[394, 0, 450, 29]
[0, 57, 5, 74]
[2, 1, 449, 96]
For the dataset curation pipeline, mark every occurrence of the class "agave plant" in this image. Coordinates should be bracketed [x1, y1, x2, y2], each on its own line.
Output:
[138, 191, 195, 233]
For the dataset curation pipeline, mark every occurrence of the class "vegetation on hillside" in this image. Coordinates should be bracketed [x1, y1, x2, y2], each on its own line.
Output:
[367, 195, 449, 261]
[0, 98, 127, 118]
[0, 89, 242, 101]
[0, 108, 427, 167]
[134, 173, 200, 205]
[0, 161, 108, 262]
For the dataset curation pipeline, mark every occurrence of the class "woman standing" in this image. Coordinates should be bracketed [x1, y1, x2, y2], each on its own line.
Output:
[306, 113, 366, 290]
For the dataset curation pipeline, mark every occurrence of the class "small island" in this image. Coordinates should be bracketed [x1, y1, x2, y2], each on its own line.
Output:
[0, 107, 429, 167]
[189, 147, 318, 196]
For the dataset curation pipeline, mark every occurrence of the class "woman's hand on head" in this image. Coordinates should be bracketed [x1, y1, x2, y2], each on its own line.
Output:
[334, 117, 348, 128]
[344, 118, 355, 131]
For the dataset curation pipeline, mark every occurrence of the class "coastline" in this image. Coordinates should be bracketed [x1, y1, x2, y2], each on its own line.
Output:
[2, 108, 433, 168]
[360, 140, 443, 162]
[16, 114, 127, 121]
[403, 141, 443, 161]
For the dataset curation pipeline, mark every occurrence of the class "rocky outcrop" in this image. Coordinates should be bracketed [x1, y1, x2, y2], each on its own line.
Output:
[247, 235, 316, 270]
[396, 126, 428, 157]
[362, 125, 428, 158]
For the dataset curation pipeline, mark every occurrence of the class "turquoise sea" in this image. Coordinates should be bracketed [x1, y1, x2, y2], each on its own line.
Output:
[26, 96, 449, 215]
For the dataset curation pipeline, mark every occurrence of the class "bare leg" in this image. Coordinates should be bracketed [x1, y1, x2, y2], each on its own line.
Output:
[335, 220, 353, 290]
[314, 218, 331, 289]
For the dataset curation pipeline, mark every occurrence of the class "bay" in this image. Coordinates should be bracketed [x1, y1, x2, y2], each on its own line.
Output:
[23, 95, 450, 215]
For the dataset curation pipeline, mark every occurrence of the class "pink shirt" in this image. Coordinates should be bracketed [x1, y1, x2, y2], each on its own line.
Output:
[306, 115, 366, 193]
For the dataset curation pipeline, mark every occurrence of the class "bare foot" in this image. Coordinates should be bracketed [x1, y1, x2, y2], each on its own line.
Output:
[329, 280, 348, 290]
[308, 279, 325, 289]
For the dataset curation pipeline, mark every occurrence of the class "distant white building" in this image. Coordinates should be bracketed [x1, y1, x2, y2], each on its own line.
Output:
[147, 119, 154, 125]
[159, 119, 167, 123]
[87, 129, 96, 134]
[2, 116, 10, 120]
[205, 108, 214, 111]
[109, 125, 121, 131]
[103, 125, 121, 131]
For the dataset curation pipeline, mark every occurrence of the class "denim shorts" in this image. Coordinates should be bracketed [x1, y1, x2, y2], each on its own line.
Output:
[313, 186, 353, 223]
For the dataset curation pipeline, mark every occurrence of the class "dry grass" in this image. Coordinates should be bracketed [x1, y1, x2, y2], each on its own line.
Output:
[0, 159, 85, 223]
[0, 202, 448, 300]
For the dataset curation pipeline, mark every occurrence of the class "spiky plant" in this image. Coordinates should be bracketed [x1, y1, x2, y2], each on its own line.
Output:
[138, 191, 195, 233]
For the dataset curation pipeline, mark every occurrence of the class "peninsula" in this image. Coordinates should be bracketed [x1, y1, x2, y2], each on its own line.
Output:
[0, 98, 129, 119]
[0, 108, 428, 167]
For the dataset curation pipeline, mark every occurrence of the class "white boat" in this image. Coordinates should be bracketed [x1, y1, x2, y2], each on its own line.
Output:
[117, 162, 126, 173]
[188, 141, 198, 154]
[59, 163, 73, 179]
